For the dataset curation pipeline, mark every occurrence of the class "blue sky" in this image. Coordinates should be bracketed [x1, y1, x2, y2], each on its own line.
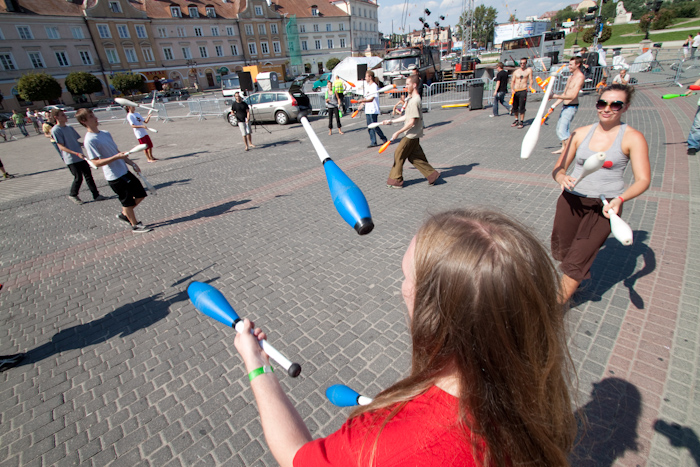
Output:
[376, 0, 570, 36]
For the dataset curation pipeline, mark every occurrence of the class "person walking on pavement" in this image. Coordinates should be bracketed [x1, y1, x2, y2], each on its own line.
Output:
[356, 71, 388, 148]
[125, 106, 157, 162]
[410, 66, 423, 98]
[549, 57, 585, 155]
[77, 109, 152, 233]
[510, 58, 533, 129]
[383, 74, 440, 188]
[231, 92, 255, 151]
[43, 114, 62, 158]
[332, 75, 346, 115]
[325, 81, 344, 135]
[11, 110, 28, 137]
[491, 62, 511, 117]
[51, 109, 107, 205]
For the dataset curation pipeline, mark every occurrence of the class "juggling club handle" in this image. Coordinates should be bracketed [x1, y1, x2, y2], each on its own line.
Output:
[233, 319, 302, 377]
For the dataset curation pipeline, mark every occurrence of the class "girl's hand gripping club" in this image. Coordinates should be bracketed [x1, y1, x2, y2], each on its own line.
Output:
[599, 195, 633, 246]
[187, 282, 302, 377]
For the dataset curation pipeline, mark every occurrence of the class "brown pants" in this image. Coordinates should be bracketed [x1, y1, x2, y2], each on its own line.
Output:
[551, 191, 622, 282]
[387, 137, 439, 187]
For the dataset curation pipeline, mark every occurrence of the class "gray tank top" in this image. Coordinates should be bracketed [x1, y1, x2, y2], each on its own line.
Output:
[569, 123, 629, 198]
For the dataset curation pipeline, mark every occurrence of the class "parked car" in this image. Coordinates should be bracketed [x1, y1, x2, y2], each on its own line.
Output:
[312, 72, 332, 92]
[223, 76, 312, 126]
[42, 104, 74, 112]
[0, 112, 12, 123]
[152, 89, 190, 102]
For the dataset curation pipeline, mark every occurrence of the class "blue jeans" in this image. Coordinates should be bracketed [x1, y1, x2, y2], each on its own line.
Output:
[16, 123, 28, 136]
[688, 107, 700, 149]
[366, 113, 386, 146]
[493, 91, 511, 116]
[556, 105, 579, 141]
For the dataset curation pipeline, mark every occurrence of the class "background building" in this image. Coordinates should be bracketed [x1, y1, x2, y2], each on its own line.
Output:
[329, 0, 381, 55]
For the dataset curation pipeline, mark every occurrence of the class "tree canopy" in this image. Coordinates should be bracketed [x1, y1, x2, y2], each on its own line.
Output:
[326, 57, 341, 71]
[111, 73, 146, 95]
[455, 4, 498, 46]
[65, 72, 103, 102]
[16, 73, 62, 103]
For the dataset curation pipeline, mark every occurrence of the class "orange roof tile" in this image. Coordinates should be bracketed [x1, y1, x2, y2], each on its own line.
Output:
[272, 0, 347, 18]
[144, 0, 244, 19]
[0, 0, 85, 16]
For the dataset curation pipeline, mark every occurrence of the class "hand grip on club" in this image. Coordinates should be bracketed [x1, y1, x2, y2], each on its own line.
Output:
[326, 384, 373, 407]
[599, 195, 633, 246]
[187, 281, 302, 377]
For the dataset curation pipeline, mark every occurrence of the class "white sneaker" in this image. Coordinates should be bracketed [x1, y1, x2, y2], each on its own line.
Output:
[132, 224, 152, 233]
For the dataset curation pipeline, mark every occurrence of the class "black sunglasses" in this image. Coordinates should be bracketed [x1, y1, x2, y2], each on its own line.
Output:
[596, 99, 625, 111]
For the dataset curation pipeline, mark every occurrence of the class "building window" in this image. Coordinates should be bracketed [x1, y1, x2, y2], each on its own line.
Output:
[142, 47, 154, 61]
[258, 24, 266, 35]
[364, 8, 367, 17]
[17, 26, 33, 40]
[271, 23, 278, 34]
[327, 39, 333, 49]
[28, 51, 45, 68]
[255, 5, 263, 15]
[340, 38, 345, 48]
[55, 51, 70, 67]
[105, 48, 119, 64]
[45, 27, 60, 40]
[117, 25, 129, 38]
[199, 46, 208, 58]
[326, 24, 331, 32]
[226, 26, 235, 36]
[211, 27, 219, 36]
[273, 41, 281, 53]
[194, 27, 203, 37]
[352, 7, 355, 14]
[206, 7, 216, 17]
[109, 1, 121, 13]
[157, 27, 167, 38]
[314, 40, 321, 50]
[299, 24, 305, 33]
[311, 7, 318, 16]
[313, 24, 319, 32]
[215, 45, 223, 57]
[245, 24, 253, 35]
[0, 53, 16, 70]
[260, 41, 269, 54]
[189, 7, 199, 17]
[79, 50, 93, 65]
[301, 40, 307, 51]
[230, 44, 239, 55]
[97, 24, 110, 38]
[71, 27, 84, 39]
[163, 47, 174, 60]
[248, 42, 257, 55]
[171, 6, 181, 17]
[339, 23, 344, 31]
[177, 27, 186, 37]
[124, 48, 138, 62]
[182, 47, 192, 59]
[136, 25, 147, 39]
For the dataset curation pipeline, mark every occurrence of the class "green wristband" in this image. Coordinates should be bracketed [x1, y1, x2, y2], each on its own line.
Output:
[248, 365, 273, 382]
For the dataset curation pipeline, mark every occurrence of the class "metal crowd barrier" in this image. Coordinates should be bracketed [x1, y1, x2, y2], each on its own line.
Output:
[425, 78, 493, 111]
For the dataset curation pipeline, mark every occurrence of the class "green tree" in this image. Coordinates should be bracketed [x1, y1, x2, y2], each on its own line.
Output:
[326, 57, 341, 71]
[65, 72, 103, 103]
[472, 5, 498, 46]
[16, 72, 62, 104]
[582, 25, 612, 43]
[111, 73, 146, 95]
[639, 12, 654, 35]
[652, 8, 675, 29]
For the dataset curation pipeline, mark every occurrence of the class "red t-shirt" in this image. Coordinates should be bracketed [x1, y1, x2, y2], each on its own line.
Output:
[293, 386, 480, 467]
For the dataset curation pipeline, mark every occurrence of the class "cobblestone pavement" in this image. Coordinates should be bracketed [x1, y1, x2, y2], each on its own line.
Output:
[0, 85, 698, 466]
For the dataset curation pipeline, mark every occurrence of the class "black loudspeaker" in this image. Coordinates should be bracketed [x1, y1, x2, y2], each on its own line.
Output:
[237, 71, 254, 92]
[357, 64, 367, 81]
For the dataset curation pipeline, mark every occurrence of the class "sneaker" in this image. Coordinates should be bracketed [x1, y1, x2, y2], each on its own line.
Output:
[511, 120, 519, 127]
[517, 122, 524, 129]
[368, 144, 379, 148]
[116, 213, 130, 224]
[386, 184, 403, 189]
[3, 173, 14, 179]
[688, 148, 697, 155]
[489, 114, 496, 118]
[68, 195, 83, 205]
[93, 195, 108, 201]
[132, 224, 152, 233]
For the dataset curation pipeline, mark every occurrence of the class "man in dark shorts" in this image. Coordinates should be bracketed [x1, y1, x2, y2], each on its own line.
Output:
[76, 109, 151, 233]
[232, 92, 254, 151]
[491, 62, 510, 117]
[510, 58, 533, 129]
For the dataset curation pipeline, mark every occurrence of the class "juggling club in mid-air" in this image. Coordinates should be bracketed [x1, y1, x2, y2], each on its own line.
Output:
[326, 384, 373, 407]
[300, 116, 374, 235]
[188, 281, 302, 377]
[570, 152, 606, 189]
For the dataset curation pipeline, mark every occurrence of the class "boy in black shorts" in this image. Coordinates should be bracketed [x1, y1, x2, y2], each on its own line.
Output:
[76, 109, 152, 233]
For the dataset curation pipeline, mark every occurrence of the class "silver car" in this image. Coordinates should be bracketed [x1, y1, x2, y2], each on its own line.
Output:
[224, 76, 312, 126]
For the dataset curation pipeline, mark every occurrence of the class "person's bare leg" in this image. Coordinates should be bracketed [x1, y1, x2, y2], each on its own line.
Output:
[559, 274, 582, 305]
[247, 134, 255, 148]
[518, 113, 525, 128]
[552, 139, 567, 154]
[123, 206, 138, 226]
[242, 134, 249, 151]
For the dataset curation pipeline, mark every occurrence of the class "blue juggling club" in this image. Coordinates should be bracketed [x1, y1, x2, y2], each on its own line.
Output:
[326, 384, 373, 407]
[187, 281, 302, 377]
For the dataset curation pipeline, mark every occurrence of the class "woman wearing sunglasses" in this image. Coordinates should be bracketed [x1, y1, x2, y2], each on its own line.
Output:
[551, 84, 651, 305]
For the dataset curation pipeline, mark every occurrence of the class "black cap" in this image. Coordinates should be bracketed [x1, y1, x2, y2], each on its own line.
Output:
[354, 218, 374, 235]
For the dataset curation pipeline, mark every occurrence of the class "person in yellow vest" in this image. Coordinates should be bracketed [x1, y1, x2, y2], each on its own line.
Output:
[333, 76, 346, 115]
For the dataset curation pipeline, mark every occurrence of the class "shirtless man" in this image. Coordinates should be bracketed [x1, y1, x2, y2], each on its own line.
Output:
[510, 58, 533, 129]
[548, 57, 585, 154]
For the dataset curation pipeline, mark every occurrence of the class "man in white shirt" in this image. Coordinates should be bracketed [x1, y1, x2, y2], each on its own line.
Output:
[692, 32, 700, 59]
[612, 69, 630, 85]
[126, 106, 157, 162]
[356, 71, 388, 148]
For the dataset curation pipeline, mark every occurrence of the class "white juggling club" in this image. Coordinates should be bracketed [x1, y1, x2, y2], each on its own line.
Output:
[600, 195, 633, 246]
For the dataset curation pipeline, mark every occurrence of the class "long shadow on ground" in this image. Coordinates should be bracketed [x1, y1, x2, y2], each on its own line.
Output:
[654, 420, 700, 466]
[570, 377, 642, 466]
[401, 163, 479, 188]
[150, 199, 256, 228]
